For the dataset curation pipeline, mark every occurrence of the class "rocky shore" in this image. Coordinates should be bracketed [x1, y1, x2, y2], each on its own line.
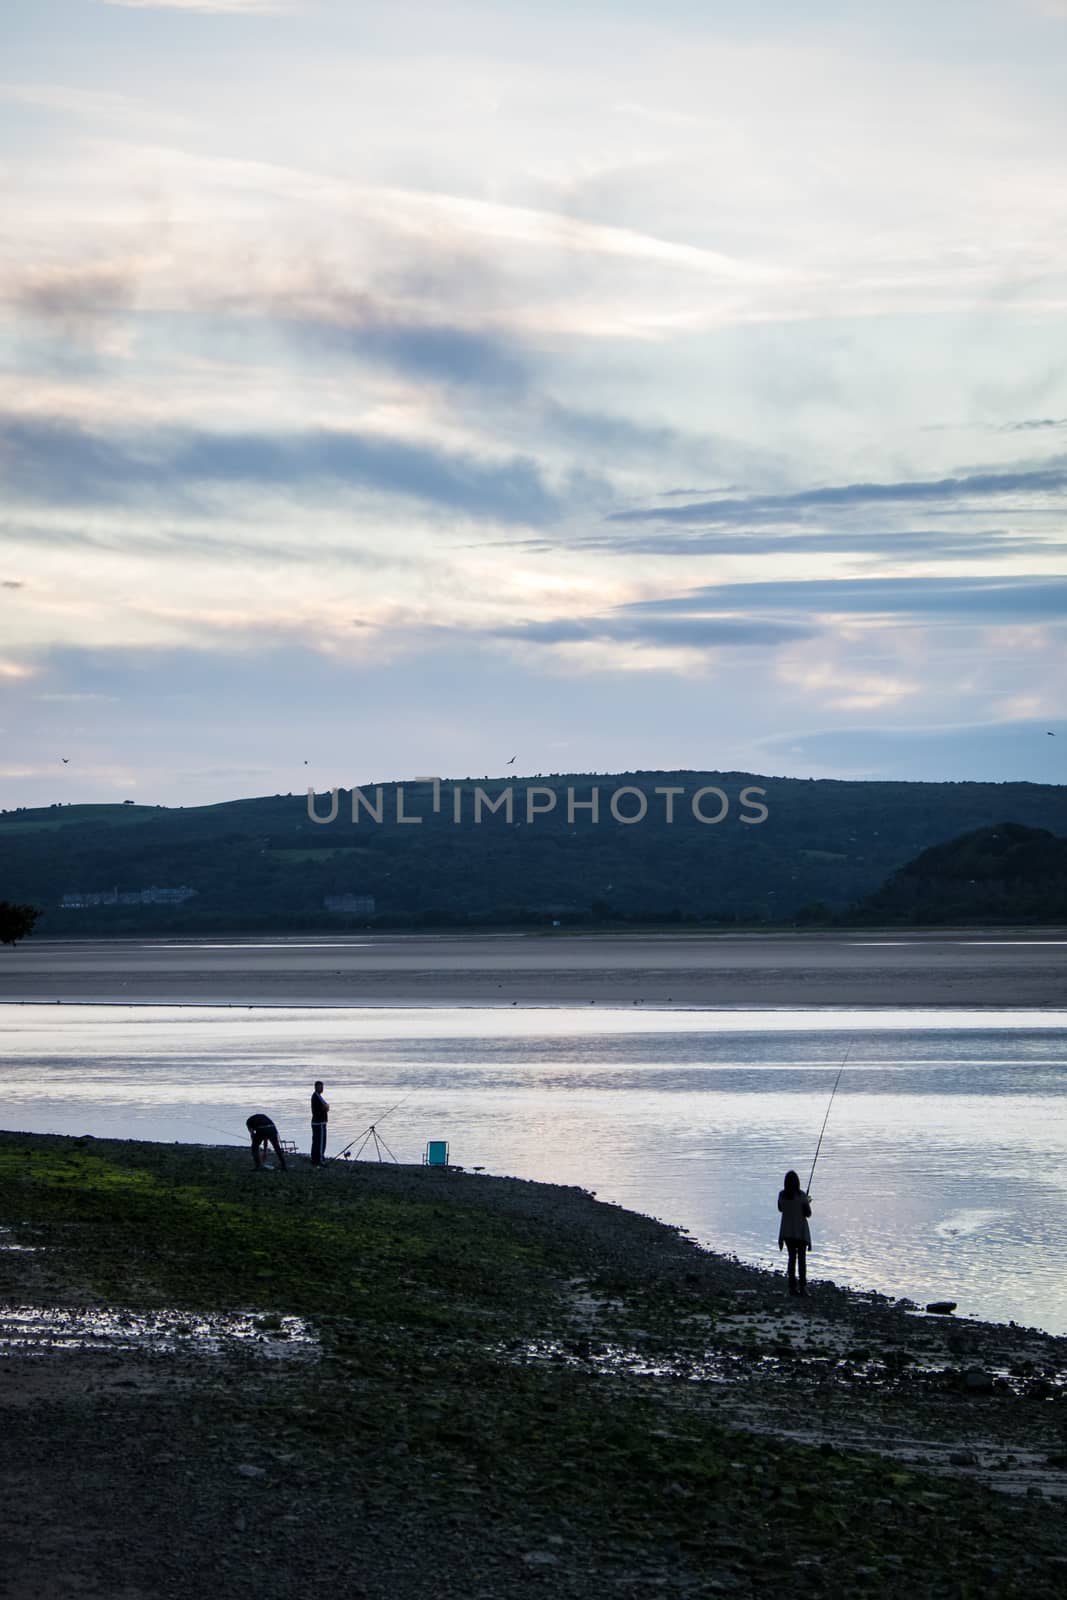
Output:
[1, 1130, 1065, 1597]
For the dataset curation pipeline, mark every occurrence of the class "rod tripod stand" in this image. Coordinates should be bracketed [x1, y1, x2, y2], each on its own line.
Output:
[335, 1120, 399, 1164]
[331, 1095, 409, 1165]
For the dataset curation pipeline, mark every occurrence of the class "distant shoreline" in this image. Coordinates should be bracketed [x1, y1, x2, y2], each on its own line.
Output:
[4, 999, 1067, 1022]
[2, 929, 1066, 1008]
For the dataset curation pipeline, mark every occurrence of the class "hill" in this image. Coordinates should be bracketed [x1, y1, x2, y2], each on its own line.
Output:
[855, 821, 1067, 924]
[0, 771, 1064, 933]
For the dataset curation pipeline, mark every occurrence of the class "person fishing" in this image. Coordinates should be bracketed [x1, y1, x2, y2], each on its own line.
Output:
[246, 1112, 287, 1171]
[778, 1036, 851, 1294]
[777, 1169, 812, 1295]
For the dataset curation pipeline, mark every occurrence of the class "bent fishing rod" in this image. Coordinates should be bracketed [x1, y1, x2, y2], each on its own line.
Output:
[806, 1037, 853, 1196]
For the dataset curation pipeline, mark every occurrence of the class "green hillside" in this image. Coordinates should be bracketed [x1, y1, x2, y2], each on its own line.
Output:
[1, 772, 1064, 933]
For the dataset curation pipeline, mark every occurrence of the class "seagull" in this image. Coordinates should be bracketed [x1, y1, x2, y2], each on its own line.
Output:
[506, 755, 516, 764]
[61, 757, 69, 764]
[1047, 731, 1055, 736]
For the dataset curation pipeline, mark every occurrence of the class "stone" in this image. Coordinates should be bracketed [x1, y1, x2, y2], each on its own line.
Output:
[963, 1367, 995, 1393]
[925, 1301, 957, 1315]
[949, 1449, 978, 1466]
[522, 1551, 560, 1567]
[237, 1463, 266, 1478]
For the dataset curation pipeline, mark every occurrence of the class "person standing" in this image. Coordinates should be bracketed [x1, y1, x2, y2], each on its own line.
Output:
[777, 1169, 812, 1295]
[310, 1080, 329, 1165]
[246, 1113, 287, 1171]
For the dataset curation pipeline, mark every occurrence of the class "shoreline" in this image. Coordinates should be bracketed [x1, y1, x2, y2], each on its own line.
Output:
[5, 996, 1067, 1018]
[3, 1131, 1067, 1597]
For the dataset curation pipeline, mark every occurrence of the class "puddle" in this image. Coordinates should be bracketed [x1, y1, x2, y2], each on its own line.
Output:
[499, 1333, 1066, 1399]
[504, 1336, 730, 1382]
[0, 1305, 319, 1360]
[0, 1228, 41, 1254]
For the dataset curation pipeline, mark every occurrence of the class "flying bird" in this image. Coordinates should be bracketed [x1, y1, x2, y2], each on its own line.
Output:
[507, 755, 516, 765]
[61, 757, 69, 764]
[1047, 731, 1055, 736]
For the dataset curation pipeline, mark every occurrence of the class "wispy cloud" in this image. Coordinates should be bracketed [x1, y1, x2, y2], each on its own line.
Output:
[284, 306, 532, 390]
[621, 575, 1067, 622]
[493, 615, 814, 652]
[0, 413, 580, 525]
[609, 462, 1067, 526]
[575, 526, 1067, 563]
[0, 82, 194, 130]
[8, 261, 142, 327]
[98, 1, 293, 14]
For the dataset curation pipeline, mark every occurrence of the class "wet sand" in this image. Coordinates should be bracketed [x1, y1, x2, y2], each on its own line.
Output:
[1, 930, 1066, 1007]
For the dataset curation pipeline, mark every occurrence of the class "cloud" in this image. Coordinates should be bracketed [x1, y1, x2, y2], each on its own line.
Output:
[286, 308, 531, 389]
[621, 575, 1067, 622]
[0, 414, 575, 525]
[1, 580, 24, 589]
[609, 462, 1067, 525]
[1001, 417, 1067, 432]
[1, 519, 401, 572]
[0, 82, 193, 131]
[98, 1, 293, 14]
[494, 614, 813, 651]
[34, 692, 119, 703]
[575, 526, 1067, 563]
[8, 262, 141, 328]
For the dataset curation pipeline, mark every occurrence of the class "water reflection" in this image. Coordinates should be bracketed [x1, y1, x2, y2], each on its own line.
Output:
[0, 1304, 316, 1358]
[1, 1004, 1064, 1334]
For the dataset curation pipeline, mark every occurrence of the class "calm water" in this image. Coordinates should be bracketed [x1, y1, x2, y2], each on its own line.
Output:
[2, 1004, 1065, 1335]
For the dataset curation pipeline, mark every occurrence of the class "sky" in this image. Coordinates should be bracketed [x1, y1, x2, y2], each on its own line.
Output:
[1, 0, 1066, 807]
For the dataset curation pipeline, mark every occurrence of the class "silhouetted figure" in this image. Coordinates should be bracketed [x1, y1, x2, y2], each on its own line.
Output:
[778, 1169, 812, 1295]
[310, 1080, 329, 1165]
[246, 1113, 287, 1170]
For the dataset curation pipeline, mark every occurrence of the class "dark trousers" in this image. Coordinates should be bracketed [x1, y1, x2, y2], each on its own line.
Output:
[785, 1240, 807, 1292]
[251, 1129, 286, 1170]
[311, 1124, 327, 1165]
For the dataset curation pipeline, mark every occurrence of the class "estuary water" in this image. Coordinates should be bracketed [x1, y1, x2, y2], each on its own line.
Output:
[2, 1003, 1065, 1335]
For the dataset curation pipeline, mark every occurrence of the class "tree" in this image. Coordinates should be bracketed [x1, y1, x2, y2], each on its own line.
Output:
[0, 901, 40, 945]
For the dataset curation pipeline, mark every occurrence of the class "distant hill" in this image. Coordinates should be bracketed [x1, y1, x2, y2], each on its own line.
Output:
[0, 772, 1064, 933]
[854, 821, 1067, 925]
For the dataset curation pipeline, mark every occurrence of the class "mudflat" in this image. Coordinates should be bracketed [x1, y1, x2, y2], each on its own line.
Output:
[2, 930, 1067, 1007]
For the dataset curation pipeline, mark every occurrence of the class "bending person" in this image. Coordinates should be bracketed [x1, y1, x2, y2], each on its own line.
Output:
[246, 1112, 287, 1171]
[777, 1169, 812, 1296]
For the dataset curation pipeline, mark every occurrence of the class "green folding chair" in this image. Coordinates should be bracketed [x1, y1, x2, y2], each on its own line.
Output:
[423, 1140, 449, 1167]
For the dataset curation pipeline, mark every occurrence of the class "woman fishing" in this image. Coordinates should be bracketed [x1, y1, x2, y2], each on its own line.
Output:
[778, 1037, 851, 1295]
[778, 1170, 812, 1295]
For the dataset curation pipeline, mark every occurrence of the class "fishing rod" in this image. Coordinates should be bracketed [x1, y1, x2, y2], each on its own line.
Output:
[806, 1037, 853, 1195]
[332, 1093, 411, 1164]
[173, 1112, 247, 1144]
